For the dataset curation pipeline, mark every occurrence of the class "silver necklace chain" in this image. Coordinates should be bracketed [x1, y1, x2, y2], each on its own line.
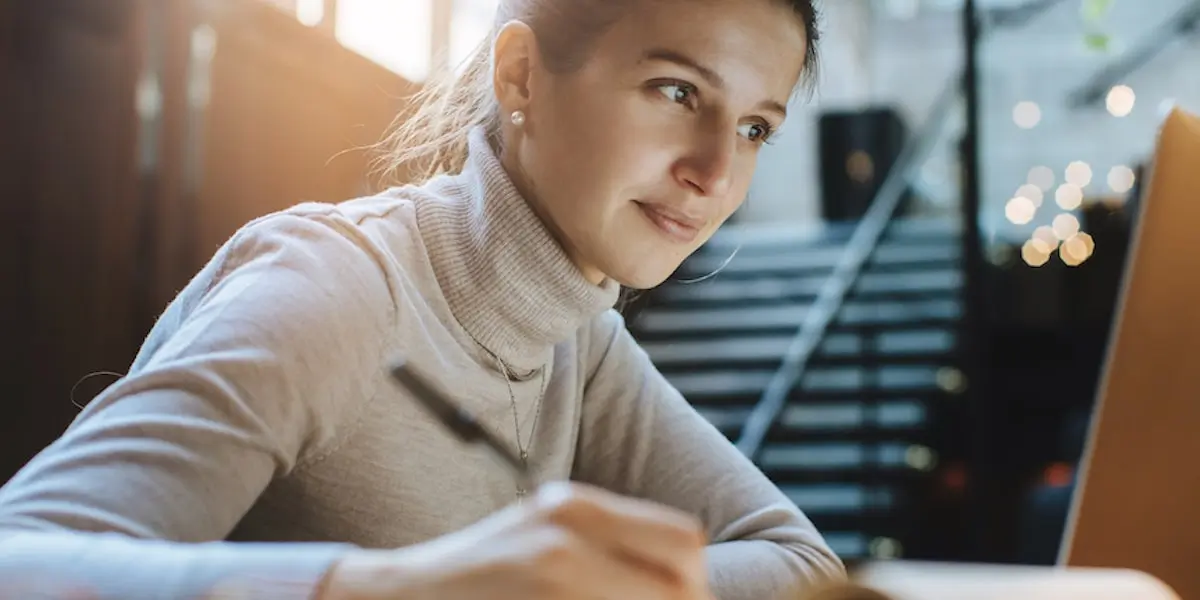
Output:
[468, 337, 549, 499]
[497, 357, 547, 467]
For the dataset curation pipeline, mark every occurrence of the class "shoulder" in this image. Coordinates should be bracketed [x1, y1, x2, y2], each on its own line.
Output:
[585, 308, 628, 337]
[210, 192, 426, 306]
[228, 193, 417, 268]
[152, 198, 419, 366]
[580, 309, 648, 380]
[582, 308, 628, 349]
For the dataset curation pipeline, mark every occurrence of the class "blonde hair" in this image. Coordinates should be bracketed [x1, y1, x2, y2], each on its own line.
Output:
[373, 0, 821, 186]
[371, 37, 498, 185]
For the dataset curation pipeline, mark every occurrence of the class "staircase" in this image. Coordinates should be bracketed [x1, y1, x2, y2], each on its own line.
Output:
[629, 217, 963, 561]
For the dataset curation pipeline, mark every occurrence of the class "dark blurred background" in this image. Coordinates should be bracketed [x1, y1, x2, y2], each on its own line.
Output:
[2, 0, 1198, 567]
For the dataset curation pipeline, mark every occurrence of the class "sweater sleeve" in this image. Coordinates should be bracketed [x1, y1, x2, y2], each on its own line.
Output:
[573, 310, 846, 600]
[0, 211, 396, 599]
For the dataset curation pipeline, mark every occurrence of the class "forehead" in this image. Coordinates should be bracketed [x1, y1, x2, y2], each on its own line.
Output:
[591, 0, 809, 102]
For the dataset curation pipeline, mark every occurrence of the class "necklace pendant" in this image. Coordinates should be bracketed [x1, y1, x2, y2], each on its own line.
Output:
[516, 487, 528, 503]
[520, 450, 528, 464]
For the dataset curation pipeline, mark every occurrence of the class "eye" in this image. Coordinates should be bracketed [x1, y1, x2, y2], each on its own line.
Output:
[738, 121, 775, 144]
[656, 81, 698, 108]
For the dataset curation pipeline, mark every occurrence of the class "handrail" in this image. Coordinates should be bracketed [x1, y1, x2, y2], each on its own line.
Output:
[984, 0, 1070, 28]
[734, 80, 961, 460]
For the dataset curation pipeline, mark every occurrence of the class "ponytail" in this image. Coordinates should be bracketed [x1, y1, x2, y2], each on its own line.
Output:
[373, 38, 499, 185]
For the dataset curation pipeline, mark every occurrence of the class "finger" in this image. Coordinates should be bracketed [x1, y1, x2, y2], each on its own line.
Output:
[532, 483, 708, 589]
[544, 526, 685, 600]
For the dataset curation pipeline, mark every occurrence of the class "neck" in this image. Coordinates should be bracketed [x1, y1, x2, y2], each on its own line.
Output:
[414, 127, 621, 374]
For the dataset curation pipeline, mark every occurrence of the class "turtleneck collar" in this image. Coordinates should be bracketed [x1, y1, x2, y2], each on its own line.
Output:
[414, 126, 621, 374]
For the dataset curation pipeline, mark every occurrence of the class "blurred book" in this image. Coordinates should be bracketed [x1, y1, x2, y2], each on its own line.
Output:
[797, 561, 1178, 600]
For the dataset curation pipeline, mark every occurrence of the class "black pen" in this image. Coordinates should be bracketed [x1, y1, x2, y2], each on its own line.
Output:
[388, 360, 534, 492]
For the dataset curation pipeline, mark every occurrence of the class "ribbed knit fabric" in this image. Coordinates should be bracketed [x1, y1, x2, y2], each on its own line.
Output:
[416, 129, 620, 373]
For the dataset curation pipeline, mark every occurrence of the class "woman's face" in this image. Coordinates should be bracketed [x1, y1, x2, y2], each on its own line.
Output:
[494, 0, 810, 289]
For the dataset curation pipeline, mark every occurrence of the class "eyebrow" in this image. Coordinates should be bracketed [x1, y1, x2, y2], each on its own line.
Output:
[640, 48, 789, 119]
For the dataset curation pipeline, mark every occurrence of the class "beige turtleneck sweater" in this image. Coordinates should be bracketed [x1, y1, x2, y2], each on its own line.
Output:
[0, 128, 843, 599]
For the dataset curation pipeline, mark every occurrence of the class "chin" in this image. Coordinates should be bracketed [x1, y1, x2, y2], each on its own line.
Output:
[610, 271, 670, 291]
[587, 214, 705, 289]
[599, 252, 687, 290]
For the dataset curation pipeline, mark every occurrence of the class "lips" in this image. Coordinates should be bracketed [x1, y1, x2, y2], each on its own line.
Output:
[635, 201, 705, 244]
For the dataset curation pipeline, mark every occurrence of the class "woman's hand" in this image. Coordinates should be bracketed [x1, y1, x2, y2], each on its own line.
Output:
[319, 481, 715, 600]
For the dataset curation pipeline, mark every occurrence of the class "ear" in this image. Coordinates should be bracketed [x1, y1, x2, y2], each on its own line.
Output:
[492, 20, 540, 115]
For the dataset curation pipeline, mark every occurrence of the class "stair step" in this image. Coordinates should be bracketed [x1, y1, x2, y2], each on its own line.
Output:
[644, 329, 955, 370]
[856, 270, 961, 295]
[783, 483, 896, 515]
[680, 242, 959, 279]
[759, 441, 932, 473]
[669, 365, 948, 404]
[696, 399, 928, 440]
[784, 482, 911, 533]
[657, 269, 962, 305]
[762, 466, 928, 485]
[808, 514, 913, 536]
[704, 217, 961, 252]
[634, 299, 961, 338]
[821, 531, 871, 558]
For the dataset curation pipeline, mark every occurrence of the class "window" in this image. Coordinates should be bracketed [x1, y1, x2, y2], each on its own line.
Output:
[284, 0, 495, 82]
[450, 0, 498, 72]
[335, 0, 432, 82]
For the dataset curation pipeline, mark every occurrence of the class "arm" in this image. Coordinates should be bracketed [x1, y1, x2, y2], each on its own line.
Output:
[0, 211, 395, 599]
[573, 310, 846, 600]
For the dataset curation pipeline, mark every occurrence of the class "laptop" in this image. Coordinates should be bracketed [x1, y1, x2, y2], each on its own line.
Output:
[1058, 107, 1200, 598]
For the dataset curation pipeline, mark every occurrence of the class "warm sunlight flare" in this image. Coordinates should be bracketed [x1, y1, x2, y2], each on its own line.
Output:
[296, 0, 324, 26]
[1022, 239, 1050, 267]
[1055, 183, 1084, 210]
[335, 0, 432, 81]
[1013, 101, 1042, 129]
[1061, 232, 1096, 266]
[1005, 196, 1036, 225]
[1065, 161, 1093, 188]
[1016, 183, 1044, 207]
[1052, 213, 1080, 240]
[1027, 165, 1056, 192]
[1031, 226, 1058, 254]
[1106, 84, 1136, 117]
[1108, 165, 1136, 193]
[452, 0, 500, 71]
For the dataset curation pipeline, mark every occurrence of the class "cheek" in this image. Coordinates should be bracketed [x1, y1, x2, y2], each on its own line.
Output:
[718, 160, 756, 218]
[534, 89, 622, 180]
[703, 196, 746, 240]
[722, 193, 747, 220]
[546, 103, 667, 202]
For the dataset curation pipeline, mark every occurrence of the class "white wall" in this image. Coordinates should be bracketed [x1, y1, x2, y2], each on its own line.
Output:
[743, 0, 966, 225]
[744, 0, 881, 224]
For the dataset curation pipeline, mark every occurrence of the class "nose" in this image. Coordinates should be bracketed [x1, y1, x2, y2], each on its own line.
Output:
[673, 126, 736, 199]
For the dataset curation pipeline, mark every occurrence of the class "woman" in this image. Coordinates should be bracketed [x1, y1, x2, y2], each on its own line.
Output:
[0, 0, 842, 597]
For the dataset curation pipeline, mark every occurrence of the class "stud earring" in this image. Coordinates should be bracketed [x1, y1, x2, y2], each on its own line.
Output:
[510, 110, 526, 127]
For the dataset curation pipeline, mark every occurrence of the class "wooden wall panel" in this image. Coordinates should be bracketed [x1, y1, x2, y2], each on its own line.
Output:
[155, 0, 416, 301]
[0, 0, 145, 482]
